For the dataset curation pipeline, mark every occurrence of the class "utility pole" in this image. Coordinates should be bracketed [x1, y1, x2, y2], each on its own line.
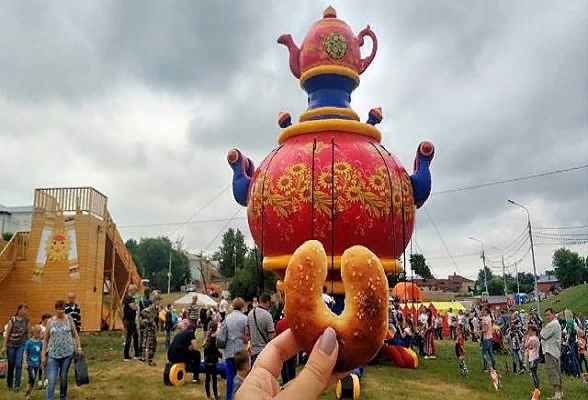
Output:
[508, 199, 540, 314]
[501, 254, 508, 297]
[492, 246, 508, 297]
[469, 237, 488, 295]
[514, 261, 520, 294]
[167, 250, 172, 294]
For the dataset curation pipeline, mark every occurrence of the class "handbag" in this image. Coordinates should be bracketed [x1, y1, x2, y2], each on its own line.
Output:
[216, 322, 228, 349]
[253, 309, 269, 344]
[0, 358, 7, 379]
[74, 353, 90, 386]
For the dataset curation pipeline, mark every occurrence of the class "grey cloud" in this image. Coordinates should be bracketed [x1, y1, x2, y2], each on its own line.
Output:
[0, 1, 586, 281]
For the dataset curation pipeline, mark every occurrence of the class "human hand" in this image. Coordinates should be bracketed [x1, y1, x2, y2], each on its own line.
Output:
[77, 347, 83, 355]
[41, 354, 46, 366]
[236, 327, 349, 400]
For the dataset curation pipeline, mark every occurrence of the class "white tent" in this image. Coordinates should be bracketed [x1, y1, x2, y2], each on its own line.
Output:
[174, 292, 218, 308]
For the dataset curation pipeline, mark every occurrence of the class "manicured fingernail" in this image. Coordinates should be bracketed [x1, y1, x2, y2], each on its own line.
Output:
[318, 327, 337, 355]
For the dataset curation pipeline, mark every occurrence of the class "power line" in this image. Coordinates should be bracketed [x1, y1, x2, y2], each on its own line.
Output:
[535, 225, 588, 230]
[423, 206, 461, 275]
[432, 163, 588, 195]
[167, 184, 232, 238]
[119, 216, 246, 229]
[202, 208, 244, 252]
[113, 164, 587, 231]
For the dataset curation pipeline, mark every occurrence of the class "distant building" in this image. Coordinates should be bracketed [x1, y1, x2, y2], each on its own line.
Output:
[478, 295, 511, 312]
[412, 273, 475, 294]
[186, 252, 221, 288]
[0, 204, 33, 235]
[537, 274, 560, 294]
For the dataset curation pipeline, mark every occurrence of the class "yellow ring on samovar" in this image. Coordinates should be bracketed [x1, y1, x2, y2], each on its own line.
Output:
[278, 119, 381, 144]
[299, 66, 360, 87]
[264, 255, 401, 274]
[299, 107, 360, 122]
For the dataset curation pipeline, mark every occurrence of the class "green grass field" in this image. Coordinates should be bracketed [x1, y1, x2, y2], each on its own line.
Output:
[526, 284, 588, 316]
[2, 331, 586, 400]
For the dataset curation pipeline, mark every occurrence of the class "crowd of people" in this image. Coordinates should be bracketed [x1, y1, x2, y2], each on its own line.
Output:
[2, 293, 84, 400]
[115, 285, 288, 400]
[388, 297, 588, 399]
[6, 285, 587, 400]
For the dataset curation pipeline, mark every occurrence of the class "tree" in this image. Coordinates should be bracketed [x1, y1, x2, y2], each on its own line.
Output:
[475, 267, 494, 294]
[217, 228, 248, 277]
[517, 272, 537, 294]
[229, 247, 278, 300]
[234, 230, 248, 270]
[219, 228, 236, 277]
[2, 232, 13, 241]
[488, 276, 505, 296]
[409, 253, 434, 279]
[125, 238, 144, 276]
[125, 236, 191, 291]
[551, 248, 587, 288]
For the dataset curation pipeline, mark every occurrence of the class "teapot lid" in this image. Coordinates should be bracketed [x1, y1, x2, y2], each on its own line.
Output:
[323, 5, 337, 18]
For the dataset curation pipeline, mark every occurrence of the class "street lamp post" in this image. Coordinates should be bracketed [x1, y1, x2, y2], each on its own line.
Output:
[492, 246, 508, 297]
[508, 199, 540, 314]
[469, 236, 489, 295]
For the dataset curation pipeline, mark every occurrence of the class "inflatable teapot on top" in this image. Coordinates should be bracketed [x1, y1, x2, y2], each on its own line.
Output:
[227, 6, 434, 296]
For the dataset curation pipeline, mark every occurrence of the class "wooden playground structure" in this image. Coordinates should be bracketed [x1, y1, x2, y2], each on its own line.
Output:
[0, 187, 141, 332]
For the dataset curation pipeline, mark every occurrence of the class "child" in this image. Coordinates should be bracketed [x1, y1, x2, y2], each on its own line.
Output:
[37, 313, 52, 389]
[525, 325, 541, 391]
[231, 349, 251, 399]
[578, 329, 587, 373]
[203, 320, 221, 400]
[140, 302, 158, 366]
[413, 323, 425, 357]
[164, 304, 175, 350]
[23, 325, 43, 400]
[508, 320, 526, 373]
[455, 327, 468, 378]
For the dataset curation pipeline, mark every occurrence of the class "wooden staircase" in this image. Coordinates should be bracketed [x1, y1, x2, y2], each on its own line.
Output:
[0, 232, 30, 285]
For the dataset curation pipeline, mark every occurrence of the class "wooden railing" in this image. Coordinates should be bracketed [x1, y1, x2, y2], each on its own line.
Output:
[0, 231, 29, 262]
[34, 187, 108, 218]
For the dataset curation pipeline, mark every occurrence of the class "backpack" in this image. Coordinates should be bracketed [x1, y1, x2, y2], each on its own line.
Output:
[216, 322, 228, 349]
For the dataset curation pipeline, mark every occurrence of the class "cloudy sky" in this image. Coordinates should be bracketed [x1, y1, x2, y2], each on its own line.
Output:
[1, 0, 586, 281]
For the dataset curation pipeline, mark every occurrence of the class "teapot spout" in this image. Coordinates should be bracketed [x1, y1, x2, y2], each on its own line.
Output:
[278, 34, 301, 79]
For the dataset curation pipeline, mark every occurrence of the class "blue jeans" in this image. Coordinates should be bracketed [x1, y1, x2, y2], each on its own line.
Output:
[530, 359, 540, 389]
[165, 330, 172, 350]
[6, 344, 25, 389]
[511, 348, 525, 371]
[226, 357, 236, 400]
[482, 339, 496, 370]
[27, 366, 39, 385]
[47, 355, 73, 400]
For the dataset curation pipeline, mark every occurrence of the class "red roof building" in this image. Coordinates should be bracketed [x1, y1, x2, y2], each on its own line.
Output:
[412, 273, 475, 294]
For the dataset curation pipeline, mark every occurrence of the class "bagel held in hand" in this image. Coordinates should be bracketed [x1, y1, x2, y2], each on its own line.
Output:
[284, 240, 389, 372]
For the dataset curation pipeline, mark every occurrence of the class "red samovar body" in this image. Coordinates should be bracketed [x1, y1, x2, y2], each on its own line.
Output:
[228, 6, 434, 294]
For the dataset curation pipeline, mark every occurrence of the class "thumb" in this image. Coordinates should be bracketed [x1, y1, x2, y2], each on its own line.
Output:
[280, 327, 339, 399]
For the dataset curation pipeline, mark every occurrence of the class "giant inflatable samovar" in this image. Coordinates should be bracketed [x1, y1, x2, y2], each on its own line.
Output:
[228, 6, 434, 301]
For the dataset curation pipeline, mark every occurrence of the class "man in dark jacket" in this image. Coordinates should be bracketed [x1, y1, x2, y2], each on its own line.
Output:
[167, 325, 201, 382]
[123, 284, 140, 361]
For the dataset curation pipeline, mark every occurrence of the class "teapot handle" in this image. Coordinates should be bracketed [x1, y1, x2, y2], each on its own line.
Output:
[357, 25, 378, 74]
